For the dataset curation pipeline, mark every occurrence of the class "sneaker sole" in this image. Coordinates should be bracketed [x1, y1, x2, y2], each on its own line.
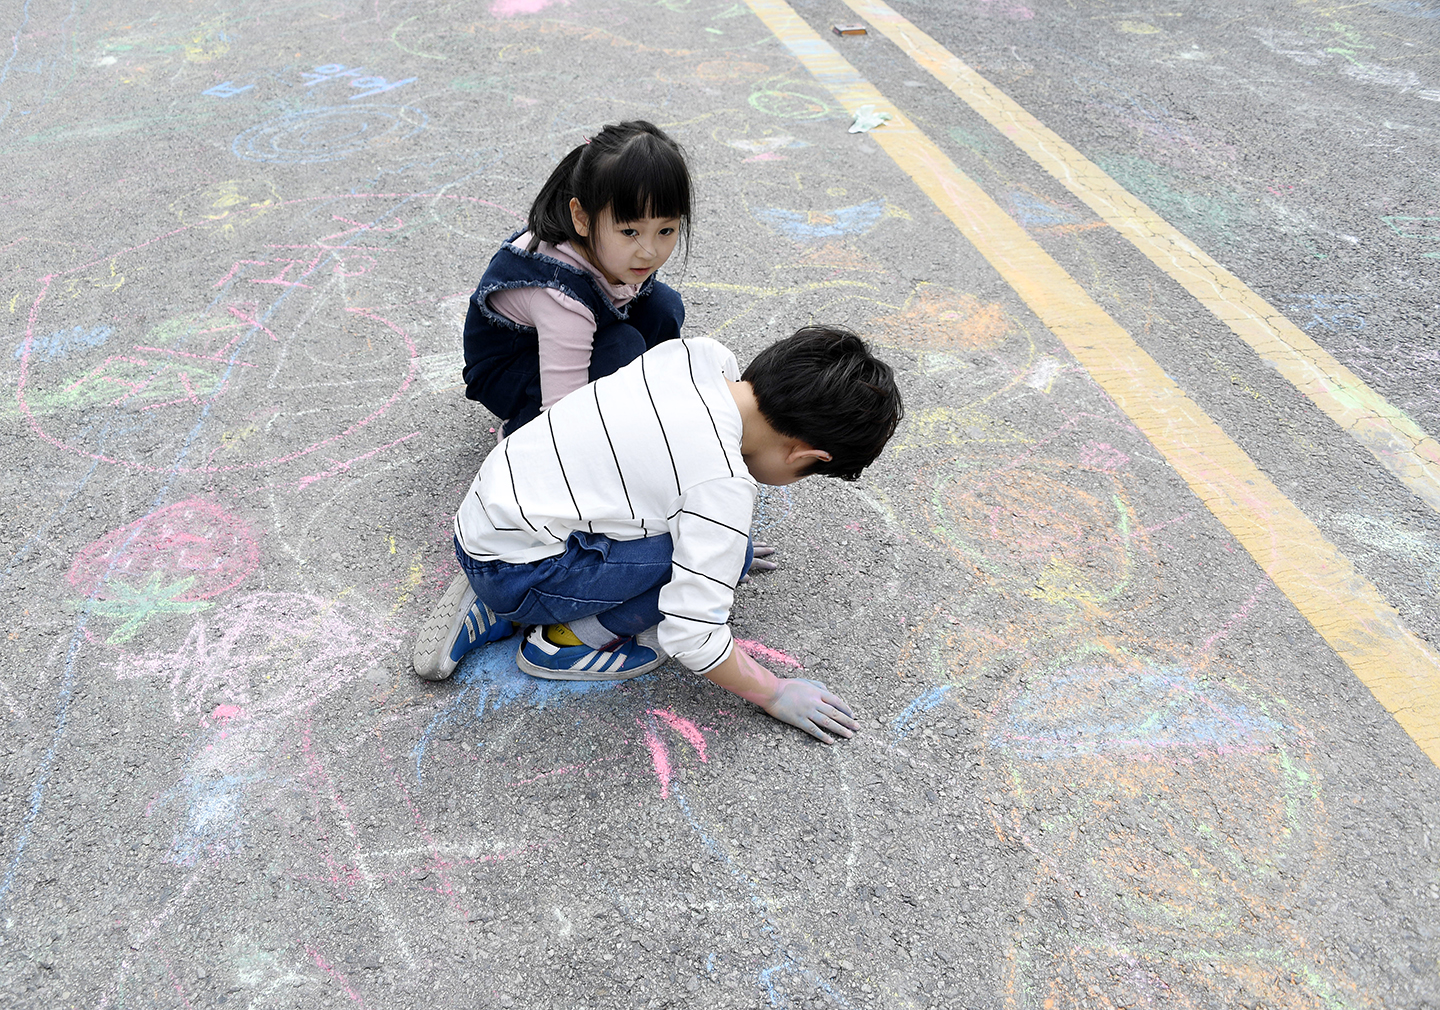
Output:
[515, 644, 665, 682]
[411, 574, 517, 680]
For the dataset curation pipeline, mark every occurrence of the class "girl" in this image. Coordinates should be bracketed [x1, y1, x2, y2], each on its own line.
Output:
[462, 121, 692, 435]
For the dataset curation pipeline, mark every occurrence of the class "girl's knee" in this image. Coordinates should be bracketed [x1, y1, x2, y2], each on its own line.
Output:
[589, 322, 647, 381]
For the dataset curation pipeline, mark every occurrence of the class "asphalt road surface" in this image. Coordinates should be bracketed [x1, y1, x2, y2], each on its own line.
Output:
[2, 0, 1438, 1008]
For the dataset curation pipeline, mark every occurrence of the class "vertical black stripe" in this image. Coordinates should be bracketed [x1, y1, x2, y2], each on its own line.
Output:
[593, 383, 634, 520]
[641, 354, 682, 496]
[684, 340, 735, 478]
[547, 410, 581, 518]
[503, 440, 538, 532]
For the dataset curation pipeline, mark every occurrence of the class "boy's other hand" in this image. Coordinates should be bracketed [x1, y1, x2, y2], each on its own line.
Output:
[763, 677, 860, 745]
[740, 542, 778, 584]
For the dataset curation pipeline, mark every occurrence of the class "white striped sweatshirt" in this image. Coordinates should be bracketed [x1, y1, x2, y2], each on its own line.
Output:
[454, 337, 756, 674]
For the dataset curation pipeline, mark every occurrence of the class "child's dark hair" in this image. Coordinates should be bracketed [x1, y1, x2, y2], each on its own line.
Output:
[743, 326, 903, 481]
[527, 121, 692, 257]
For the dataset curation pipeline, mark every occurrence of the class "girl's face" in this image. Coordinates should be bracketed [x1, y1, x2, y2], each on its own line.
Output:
[569, 199, 681, 286]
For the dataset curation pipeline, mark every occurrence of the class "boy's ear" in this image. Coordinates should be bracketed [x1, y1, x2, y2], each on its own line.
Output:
[568, 198, 591, 238]
[787, 445, 832, 467]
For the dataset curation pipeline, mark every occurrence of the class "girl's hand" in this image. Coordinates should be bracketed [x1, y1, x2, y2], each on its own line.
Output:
[762, 678, 860, 745]
[741, 542, 778, 584]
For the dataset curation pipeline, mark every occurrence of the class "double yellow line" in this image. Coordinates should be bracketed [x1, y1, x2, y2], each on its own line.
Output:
[742, 0, 1440, 762]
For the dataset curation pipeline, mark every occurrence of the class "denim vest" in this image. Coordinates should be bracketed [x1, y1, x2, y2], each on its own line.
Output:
[462, 231, 654, 417]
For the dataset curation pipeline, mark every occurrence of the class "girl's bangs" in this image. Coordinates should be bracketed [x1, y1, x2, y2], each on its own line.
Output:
[601, 142, 691, 223]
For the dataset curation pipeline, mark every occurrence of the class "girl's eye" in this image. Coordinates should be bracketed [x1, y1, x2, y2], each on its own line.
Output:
[621, 229, 638, 237]
[659, 227, 675, 236]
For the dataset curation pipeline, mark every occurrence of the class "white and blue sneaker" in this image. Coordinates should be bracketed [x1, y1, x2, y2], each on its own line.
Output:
[412, 573, 515, 681]
[516, 624, 666, 681]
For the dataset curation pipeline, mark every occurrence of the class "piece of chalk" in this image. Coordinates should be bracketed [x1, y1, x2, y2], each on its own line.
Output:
[832, 24, 868, 36]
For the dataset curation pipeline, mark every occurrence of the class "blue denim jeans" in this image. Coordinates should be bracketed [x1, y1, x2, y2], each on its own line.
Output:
[503, 282, 685, 434]
[456, 531, 753, 638]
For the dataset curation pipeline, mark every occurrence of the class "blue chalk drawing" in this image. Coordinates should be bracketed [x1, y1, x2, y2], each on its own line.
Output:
[1275, 292, 1369, 332]
[753, 484, 793, 535]
[1369, 0, 1440, 18]
[15, 324, 112, 361]
[994, 665, 1294, 762]
[1006, 191, 1085, 229]
[752, 200, 891, 243]
[671, 786, 853, 1008]
[412, 639, 625, 784]
[892, 684, 954, 738]
[232, 105, 428, 165]
[203, 81, 254, 98]
[156, 771, 264, 865]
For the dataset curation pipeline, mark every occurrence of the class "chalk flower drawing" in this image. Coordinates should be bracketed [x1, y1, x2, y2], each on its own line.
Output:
[68, 499, 259, 643]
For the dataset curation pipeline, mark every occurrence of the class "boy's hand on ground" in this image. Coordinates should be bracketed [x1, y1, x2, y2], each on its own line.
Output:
[740, 542, 778, 584]
[762, 677, 860, 745]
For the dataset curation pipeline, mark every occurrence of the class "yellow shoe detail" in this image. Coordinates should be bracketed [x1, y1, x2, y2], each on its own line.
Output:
[544, 623, 584, 647]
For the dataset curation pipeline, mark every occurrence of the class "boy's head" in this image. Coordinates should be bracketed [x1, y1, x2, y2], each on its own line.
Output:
[742, 325, 903, 482]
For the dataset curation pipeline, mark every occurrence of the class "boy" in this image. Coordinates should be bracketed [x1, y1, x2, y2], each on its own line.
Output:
[412, 326, 903, 744]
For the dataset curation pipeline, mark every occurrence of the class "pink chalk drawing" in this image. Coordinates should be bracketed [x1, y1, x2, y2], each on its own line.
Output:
[305, 946, 366, 1006]
[206, 704, 245, 727]
[1078, 440, 1130, 472]
[112, 591, 399, 726]
[651, 709, 708, 763]
[637, 709, 710, 799]
[11, 193, 517, 481]
[735, 638, 803, 669]
[641, 723, 674, 799]
[68, 499, 259, 643]
[490, 0, 569, 14]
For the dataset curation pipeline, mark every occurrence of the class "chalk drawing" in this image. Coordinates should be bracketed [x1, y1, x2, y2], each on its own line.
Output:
[112, 591, 398, 726]
[984, 638, 1361, 1008]
[169, 179, 281, 232]
[15, 203, 423, 477]
[417, 349, 466, 394]
[753, 485, 794, 534]
[1004, 189, 1104, 236]
[867, 284, 1013, 352]
[749, 77, 832, 119]
[1093, 153, 1249, 241]
[67, 499, 258, 643]
[1383, 215, 1440, 257]
[1273, 292, 1370, 333]
[735, 639, 803, 669]
[1076, 440, 1129, 472]
[300, 64, 418, 99]
[12, 323, 111, 360]
[412, 638, 626, 784]
[752, 199, 908, 243]
[921, 456, 1152, 608]
[490, 0, 572, 15]
[232, 105, 428, 165]
[639, 709, 709, 799]
[202, 81, 252, 98]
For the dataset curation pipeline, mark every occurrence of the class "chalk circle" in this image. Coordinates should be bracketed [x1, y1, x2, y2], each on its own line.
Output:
[232, 105, 428, 164]
[748, 85, 831, 120]
[67, 499, 259, 601]
[16, 197, 420, 478]
[919, 455, 1154, 608]
[981, 638, 1345, 1004]
[972, 635, 1352, 1006]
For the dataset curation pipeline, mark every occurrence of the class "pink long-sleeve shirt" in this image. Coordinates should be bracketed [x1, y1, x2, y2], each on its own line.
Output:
[487, 232, 642, 409]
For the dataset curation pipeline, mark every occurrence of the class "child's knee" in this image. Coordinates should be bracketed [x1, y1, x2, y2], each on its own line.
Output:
[588, 322, 647, 381]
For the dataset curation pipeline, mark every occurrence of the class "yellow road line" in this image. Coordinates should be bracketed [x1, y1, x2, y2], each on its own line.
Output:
[842, 0, 1440, 518]
[742, 0, 1440, 762]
